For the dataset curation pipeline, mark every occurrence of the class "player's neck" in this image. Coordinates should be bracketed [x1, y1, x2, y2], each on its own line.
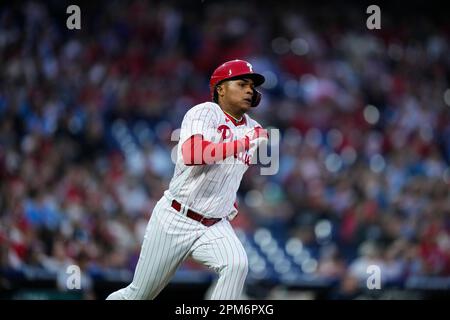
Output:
[223, 110, 243, 122]
[219, 105, 244, 122]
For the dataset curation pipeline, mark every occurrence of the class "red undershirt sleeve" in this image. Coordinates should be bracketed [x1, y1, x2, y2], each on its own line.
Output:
[181, 134, 249, 165]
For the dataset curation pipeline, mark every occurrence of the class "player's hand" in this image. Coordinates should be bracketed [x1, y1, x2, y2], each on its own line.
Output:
[245, 126, 269, 149]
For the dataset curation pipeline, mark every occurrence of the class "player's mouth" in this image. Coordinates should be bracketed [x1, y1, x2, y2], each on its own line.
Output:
[243, 97, 252, 105]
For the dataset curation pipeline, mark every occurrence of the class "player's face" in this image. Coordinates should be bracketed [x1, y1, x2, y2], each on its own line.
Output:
[218, 78, 255, 114]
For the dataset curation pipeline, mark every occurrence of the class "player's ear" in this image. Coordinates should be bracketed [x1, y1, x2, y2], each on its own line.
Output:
[216, 83, 225, 99]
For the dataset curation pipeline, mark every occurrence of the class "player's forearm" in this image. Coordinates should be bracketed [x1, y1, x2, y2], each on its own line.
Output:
[182, 135, 249, 165]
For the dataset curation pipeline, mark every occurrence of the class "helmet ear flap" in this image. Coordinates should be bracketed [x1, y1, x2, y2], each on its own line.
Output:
[251, 89, 261, 107]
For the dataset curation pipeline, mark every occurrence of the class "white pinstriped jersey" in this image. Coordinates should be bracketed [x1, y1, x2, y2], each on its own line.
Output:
[165, 102, 261, 219]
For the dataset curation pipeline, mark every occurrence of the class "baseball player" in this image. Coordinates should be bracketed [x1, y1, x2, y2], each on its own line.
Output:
[106, 59, 269, 300]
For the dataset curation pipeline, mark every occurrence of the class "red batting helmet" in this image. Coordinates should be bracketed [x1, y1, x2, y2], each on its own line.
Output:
[209, 59, 265, 107]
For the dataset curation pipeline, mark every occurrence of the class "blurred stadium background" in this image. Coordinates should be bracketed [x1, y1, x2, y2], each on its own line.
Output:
[0, 0, 449, 300]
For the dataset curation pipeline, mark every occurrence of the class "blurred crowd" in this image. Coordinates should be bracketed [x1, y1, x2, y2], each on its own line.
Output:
[1, 0, 449, 298]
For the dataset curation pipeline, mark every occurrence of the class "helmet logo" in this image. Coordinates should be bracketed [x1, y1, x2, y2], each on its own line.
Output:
[228, 69, 232, 76]
[246, 62, 253, 71]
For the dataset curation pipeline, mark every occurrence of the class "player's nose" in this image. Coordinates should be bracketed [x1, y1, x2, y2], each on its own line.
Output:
[244, 87, 253, 96]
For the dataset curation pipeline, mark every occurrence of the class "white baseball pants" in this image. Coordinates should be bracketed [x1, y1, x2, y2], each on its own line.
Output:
[106, 196, 248, 300]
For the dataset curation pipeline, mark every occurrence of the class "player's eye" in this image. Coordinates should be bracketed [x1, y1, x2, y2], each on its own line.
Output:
[239, 82, 253, 90]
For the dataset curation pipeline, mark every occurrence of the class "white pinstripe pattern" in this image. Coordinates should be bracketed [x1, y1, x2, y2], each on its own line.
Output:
[167, 102, 261, 218]
[106, 196, 248, 300]
[190, 219, 248, 299]
[107, 102, 260, 300]
[106, 197, 203, 300]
